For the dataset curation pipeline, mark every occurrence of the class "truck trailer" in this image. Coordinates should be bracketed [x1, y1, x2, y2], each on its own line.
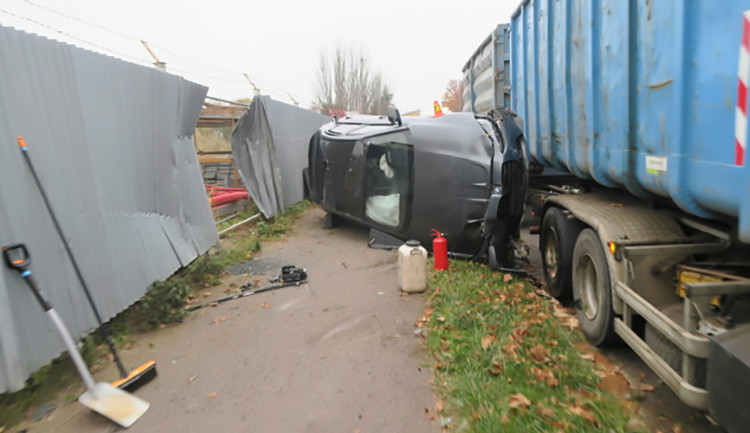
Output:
[463, 1, 750, 431]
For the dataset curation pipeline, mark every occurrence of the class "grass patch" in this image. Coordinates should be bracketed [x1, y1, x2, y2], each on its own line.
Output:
[422, 260, 643, 432]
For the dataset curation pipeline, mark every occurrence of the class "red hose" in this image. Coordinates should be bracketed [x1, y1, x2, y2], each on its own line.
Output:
[209, 191, 248, 208]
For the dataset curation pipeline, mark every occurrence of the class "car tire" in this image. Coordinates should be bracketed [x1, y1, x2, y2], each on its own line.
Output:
[488, 231, 513, 270]
[540, 207, 583, 299]
[572, 229, 617, 346]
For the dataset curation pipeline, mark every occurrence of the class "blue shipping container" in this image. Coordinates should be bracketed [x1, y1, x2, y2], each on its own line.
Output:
[462, 25, 511, 113]
[510, 0, 750, 242]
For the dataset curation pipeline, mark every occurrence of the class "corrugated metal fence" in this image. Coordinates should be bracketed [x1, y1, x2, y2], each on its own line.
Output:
[0, 26, 217, 393]
[232, 96, 329, 218]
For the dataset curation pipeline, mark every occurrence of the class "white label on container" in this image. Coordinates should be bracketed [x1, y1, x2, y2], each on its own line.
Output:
[646, 155, 668, 175]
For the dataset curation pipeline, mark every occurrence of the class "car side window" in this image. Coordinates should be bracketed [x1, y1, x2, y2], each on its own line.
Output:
[363, 133, 412, 228]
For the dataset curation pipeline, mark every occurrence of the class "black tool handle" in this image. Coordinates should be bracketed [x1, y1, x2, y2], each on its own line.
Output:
[17, 137, 130, 379]
[2, 244, 52, 311]
[2, 243, 30, 271]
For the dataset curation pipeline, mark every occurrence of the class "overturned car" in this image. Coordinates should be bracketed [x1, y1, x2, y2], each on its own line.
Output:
[305, 107, 528, 268]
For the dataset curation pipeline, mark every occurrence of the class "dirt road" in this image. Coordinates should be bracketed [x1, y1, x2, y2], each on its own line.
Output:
[14, 207, 438, 433]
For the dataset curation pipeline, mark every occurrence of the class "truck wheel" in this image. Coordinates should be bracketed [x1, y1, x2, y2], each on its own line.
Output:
[572, 229, 617, 346]
[541, 207, 583, 299]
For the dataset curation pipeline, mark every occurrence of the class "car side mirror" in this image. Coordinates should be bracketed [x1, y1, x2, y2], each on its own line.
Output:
[387, 105, 402, 126]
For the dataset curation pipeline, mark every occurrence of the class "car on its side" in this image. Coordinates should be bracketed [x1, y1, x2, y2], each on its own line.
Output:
[304, 107, 528, 268]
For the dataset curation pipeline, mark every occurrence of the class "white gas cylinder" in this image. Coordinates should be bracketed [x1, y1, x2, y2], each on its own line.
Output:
[397, 240, 427, 293]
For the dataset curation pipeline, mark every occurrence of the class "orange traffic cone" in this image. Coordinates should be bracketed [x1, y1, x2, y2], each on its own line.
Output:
[433, 100, 444, 117]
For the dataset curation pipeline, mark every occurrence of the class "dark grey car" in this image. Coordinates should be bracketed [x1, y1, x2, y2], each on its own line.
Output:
[305, 107, 528, 268]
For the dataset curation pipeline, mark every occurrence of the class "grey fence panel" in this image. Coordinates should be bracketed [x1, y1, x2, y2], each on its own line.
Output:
[231, 96, 330, 218]
[0, 26, 217, 393]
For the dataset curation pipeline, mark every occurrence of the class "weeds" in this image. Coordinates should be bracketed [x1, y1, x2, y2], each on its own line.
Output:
[124, 200, 310, 328]
[423, 260, 643, 432]
[0, 358, 79, 428]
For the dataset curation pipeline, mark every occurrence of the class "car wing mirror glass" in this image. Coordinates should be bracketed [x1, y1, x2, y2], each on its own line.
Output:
[387, 105, 402, 126]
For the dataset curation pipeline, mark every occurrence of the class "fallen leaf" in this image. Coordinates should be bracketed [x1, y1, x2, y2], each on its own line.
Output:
[672, 426, 683, 433]
[565, 404, 598, 425]
[580, 353, 595, 361]
[435, 401, 444, 413]
[203, 291, 212, 298]
[253, 257, 260, 261]
[501, 415, 510, 424]
[531, 367, 559, 387]
[509, 393, 531, 409]
[208, 392, 217, 398]
[394, 334, 401, 339]
[504, 340, 519, 359]
[512, 327, 529, 341]
[261, 303, 271, 309]
[481, 335, 495, 350]
[640, 384, 655, 392]
[210, 302, 218, 307]
[529, 345, 547, 362]
[537, 404, 555, 418]
[503, 273, 513, 283]
[489, 361, 503, 375]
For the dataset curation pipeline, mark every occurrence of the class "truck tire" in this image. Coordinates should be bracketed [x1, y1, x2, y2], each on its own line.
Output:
[541, 207, 583, 299]
[572, 229, 617, 346]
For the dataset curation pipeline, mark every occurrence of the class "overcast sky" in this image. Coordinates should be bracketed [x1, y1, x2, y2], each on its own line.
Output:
[0, 0, 519, 115]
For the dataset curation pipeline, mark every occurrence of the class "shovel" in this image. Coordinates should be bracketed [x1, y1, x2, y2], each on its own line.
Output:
[2, 243, 149, 428]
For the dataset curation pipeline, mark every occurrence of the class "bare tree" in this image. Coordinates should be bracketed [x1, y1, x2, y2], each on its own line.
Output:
[314, 45, 393, 116]
[315, 54, 333, 110]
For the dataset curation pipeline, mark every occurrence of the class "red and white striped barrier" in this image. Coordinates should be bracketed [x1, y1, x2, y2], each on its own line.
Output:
[736, 10, 750, 165]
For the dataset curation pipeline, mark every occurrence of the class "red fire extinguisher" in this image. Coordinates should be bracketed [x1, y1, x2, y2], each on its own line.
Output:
[431, 229, 448, 270]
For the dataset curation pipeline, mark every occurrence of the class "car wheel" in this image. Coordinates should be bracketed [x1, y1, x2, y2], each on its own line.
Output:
[487, 231, 512, 270]
[540, 207, 583, 299]
[572, 229, 617, 346]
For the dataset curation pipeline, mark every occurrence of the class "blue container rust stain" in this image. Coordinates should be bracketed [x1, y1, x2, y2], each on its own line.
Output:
[510, 0, 750, 240]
